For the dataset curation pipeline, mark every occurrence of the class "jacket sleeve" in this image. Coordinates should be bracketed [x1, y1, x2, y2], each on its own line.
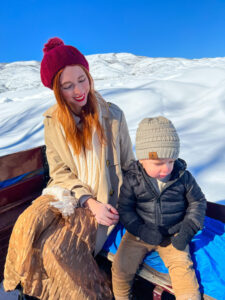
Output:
[44, 118, 93, 200]
[183, 170, 207, 229]
[118, 175, 145, 236]
[119, 111, 135, 168]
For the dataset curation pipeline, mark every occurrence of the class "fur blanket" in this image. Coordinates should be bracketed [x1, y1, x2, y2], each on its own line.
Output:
[3, 195, 112, 300]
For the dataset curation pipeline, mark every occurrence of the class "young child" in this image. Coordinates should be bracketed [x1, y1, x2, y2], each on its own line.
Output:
[112, 116, 206, 300]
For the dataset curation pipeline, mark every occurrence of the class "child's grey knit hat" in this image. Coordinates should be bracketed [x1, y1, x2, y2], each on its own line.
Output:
[136, 116, 180, 160]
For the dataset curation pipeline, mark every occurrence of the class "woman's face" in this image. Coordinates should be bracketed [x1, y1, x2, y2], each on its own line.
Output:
[60, 65, 90, 115]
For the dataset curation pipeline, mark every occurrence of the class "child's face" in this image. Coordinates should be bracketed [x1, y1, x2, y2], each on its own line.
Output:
[139, 158, 175, 179]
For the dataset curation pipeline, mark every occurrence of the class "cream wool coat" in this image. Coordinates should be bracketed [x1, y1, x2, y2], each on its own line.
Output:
[43, 94, 134, 254]
[3, 94, 134, 299]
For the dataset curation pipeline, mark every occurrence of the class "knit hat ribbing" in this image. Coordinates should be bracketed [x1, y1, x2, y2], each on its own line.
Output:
[135, 116, 180, 160]
[40, 37, 89, 89]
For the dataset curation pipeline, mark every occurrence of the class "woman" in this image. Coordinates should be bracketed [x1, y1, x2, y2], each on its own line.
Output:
[3, 38, 134, 300]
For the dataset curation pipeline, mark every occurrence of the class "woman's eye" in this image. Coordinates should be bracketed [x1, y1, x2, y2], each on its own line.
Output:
[79, 78, 85, 83]
[62, 85, 72, 90]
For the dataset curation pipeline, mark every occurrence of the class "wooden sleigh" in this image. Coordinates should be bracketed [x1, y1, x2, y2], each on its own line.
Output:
[0, 146, 224, 299]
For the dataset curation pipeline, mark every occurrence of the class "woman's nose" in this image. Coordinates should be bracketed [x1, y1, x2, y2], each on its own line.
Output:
[74, 85, 82, 95]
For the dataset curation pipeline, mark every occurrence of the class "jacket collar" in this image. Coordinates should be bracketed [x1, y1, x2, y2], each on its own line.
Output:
[43, 104, 57, 118]
[135, 158, 187, 183]
[136, 158, 187, 194]
[171, 158, 187, 179]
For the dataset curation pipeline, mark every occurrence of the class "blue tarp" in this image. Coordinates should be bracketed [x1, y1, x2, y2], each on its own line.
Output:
[103, 216, 225, 299]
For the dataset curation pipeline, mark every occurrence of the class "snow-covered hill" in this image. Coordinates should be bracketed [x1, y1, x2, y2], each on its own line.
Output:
[0, 53, 225, 204]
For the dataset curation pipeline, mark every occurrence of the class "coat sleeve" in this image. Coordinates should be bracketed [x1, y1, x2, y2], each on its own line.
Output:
[118, 175, 145, 236]
[183, 171, 207, 229]
[119, 111, 135, 168]
[44, 117, 93, 200]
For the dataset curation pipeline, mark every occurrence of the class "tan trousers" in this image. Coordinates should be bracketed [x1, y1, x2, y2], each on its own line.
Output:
[112, 231, 200, 300]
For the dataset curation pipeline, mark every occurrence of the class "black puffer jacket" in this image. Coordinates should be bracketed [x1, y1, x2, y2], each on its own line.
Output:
[118, 159, 207, 245]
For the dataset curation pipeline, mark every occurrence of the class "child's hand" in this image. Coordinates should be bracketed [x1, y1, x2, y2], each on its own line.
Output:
[168, 222, 182, 235]
[171, 219, 199, 250]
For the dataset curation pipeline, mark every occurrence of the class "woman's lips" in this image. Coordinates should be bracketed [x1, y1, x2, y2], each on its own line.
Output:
[73, 94, 85, 102]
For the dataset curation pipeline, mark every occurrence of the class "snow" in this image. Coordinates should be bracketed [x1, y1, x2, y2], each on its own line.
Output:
[0, 53, 225, 205]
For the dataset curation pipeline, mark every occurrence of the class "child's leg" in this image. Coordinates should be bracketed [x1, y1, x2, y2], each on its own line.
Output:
[157, 242, 200, 300]
[112, 231, 153, 300]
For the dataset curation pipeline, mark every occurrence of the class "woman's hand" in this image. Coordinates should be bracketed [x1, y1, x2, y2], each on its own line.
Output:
[84, 198, 119, 226]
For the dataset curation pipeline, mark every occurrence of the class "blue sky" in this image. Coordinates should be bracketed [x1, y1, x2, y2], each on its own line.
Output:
[1, 0, 225, 62]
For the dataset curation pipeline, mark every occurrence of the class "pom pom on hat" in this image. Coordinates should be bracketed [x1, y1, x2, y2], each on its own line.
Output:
[43, 37, 64, 54]
[40, 37, 89, 89]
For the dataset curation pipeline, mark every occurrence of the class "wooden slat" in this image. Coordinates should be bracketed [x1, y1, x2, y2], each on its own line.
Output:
[0, 231, 11, 248]
[0, 146, 45, 181]
[0, 175, 44, 208]
[206, 201, 225, 223]
[0, 260, 6, 282]
[0, 146, 48, 282]
[0, 178, 44, 282]
[0, 243, 8, 253]
[0, 227, 12, 241]
[0, 243, 9, 281]
[0, 199, 38, 234]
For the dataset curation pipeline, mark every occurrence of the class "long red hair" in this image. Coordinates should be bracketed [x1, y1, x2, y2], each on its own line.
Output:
[53, 65, 106, 155]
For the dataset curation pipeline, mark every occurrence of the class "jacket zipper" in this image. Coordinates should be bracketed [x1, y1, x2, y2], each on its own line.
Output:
[138, 160, 186, 228]
[140, 169, 160, 226]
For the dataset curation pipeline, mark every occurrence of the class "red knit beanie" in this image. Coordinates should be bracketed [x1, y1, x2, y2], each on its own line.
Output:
[40, 37, 89, 89]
